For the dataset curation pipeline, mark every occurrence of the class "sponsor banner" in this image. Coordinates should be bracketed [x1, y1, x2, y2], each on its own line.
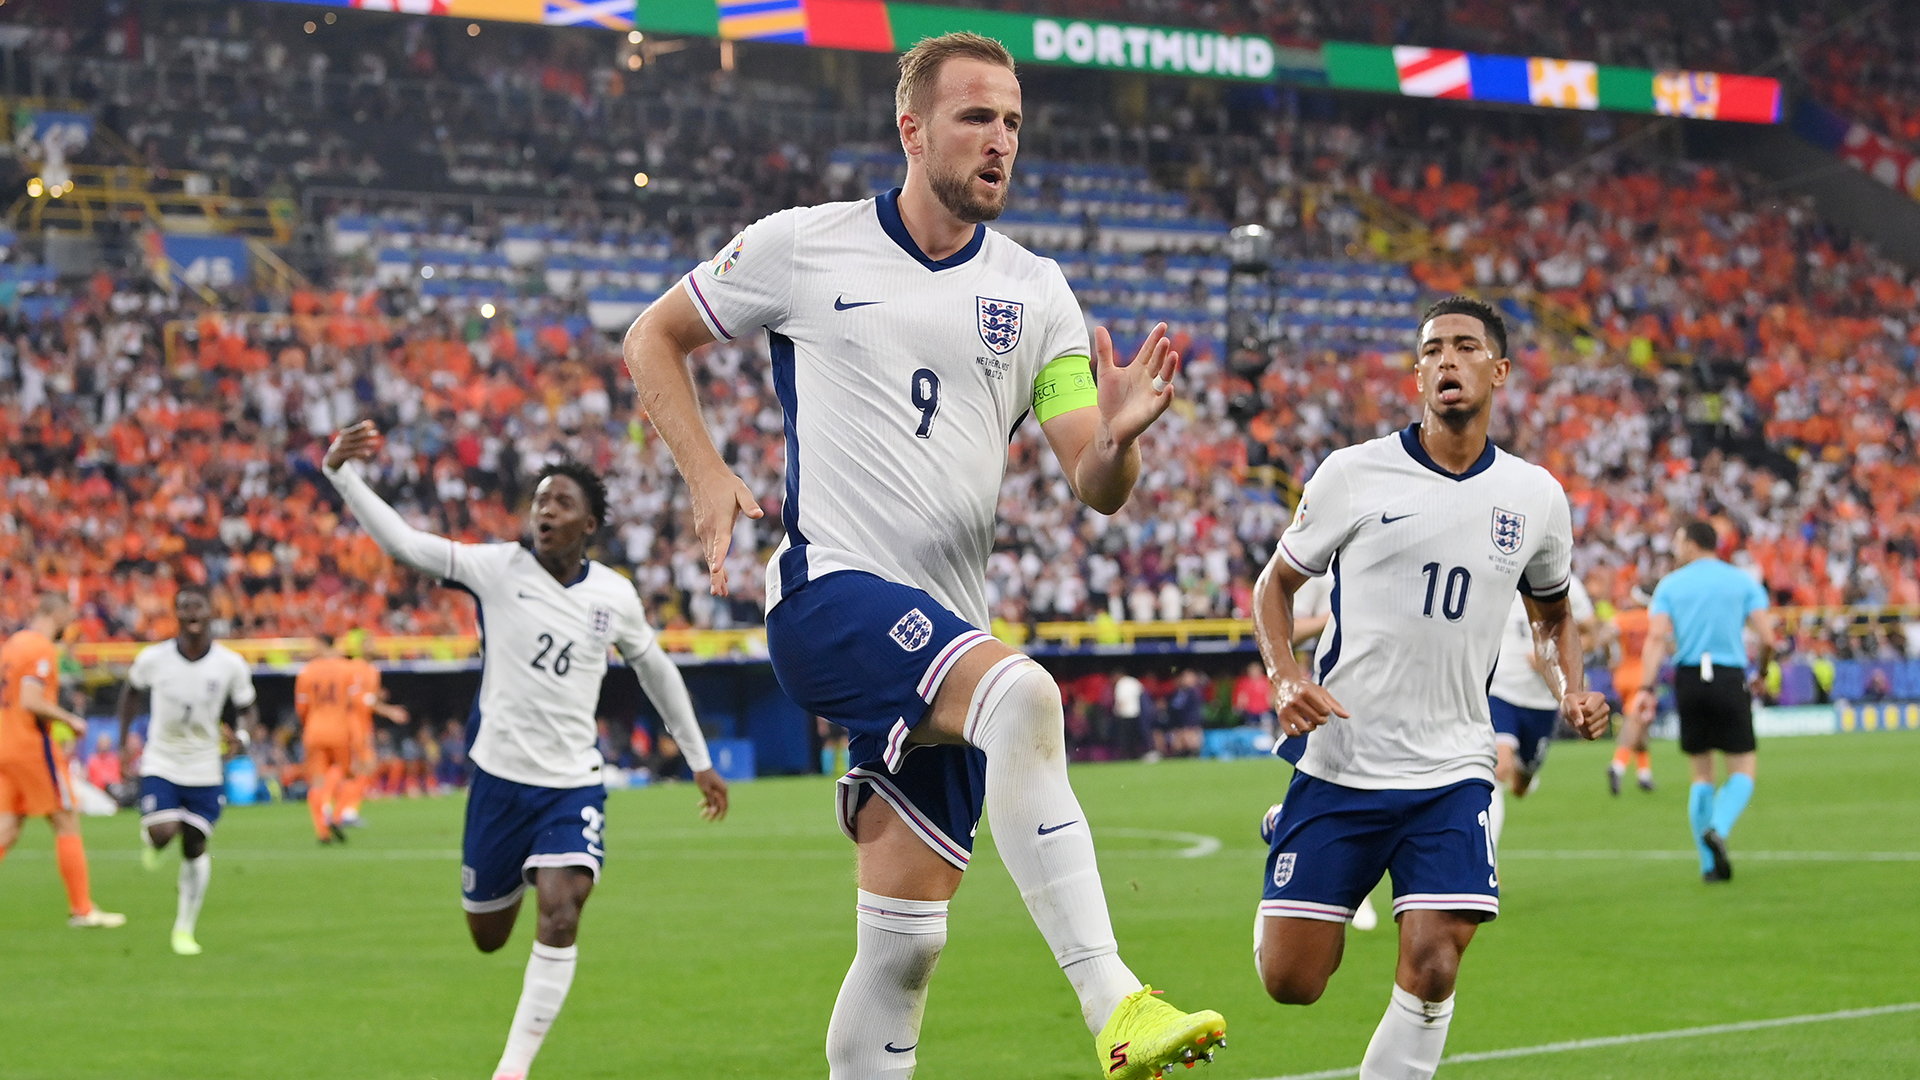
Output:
[1836, 700, 1920, 733]
[157, 235, 251, 291]
[239, 0, 1779, 116]
[16, 110, 94, 153]
[1325, 40, 1777, 123]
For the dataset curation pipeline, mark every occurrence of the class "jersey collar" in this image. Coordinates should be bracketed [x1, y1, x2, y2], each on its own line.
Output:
[876, 188, 984, 271]
[1399, 423, 1496, 481]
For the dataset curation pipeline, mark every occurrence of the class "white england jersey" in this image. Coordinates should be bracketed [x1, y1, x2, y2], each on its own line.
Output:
[681, 189, 1094, 628]
[1489, 575, 1593, 711]
[1277, 425, 1573, 790]
[130, 640, 256, 788]
[441, 544, 658, 789]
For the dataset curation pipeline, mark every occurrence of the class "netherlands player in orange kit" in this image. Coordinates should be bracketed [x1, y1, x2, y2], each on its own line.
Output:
[0, 593, 126, 927]
[335, 652, 405, 827]
[294, 636, 367, 843]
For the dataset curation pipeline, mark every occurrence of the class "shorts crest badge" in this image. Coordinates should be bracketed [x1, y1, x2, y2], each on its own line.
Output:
[889, 609, 935, 653]
[1272, 852, 1296, 890]
[1491, 507, 1526, 555]
[977, 296, 1023, 356]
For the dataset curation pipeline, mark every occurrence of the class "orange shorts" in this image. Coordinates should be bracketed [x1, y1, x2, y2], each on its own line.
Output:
[0, 738, 73, 818]
[306, 738, 353, 778]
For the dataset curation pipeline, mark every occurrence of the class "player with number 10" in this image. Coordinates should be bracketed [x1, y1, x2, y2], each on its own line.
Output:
[322, 422, 727, 1080]
[1250, 296, 1611, 1080]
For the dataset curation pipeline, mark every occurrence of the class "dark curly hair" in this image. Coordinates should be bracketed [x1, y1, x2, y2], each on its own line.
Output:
[1419, 295, 1508, 359]
[535, 460, 609, 530]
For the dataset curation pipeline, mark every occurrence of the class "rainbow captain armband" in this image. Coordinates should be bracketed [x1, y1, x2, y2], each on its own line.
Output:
[1032, 354, 1097, 422]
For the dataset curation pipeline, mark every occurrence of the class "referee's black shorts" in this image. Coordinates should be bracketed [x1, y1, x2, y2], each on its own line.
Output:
[1674, 665, 1756, 755]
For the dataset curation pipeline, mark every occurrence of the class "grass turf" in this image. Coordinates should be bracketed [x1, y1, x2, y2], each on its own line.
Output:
[2, 734, 1915, 1079]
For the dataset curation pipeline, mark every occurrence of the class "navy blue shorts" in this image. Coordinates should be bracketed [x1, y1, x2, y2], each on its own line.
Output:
[1260, 771, 1499, 924]
[138, 775, 224, 836]
[1489, 697, 1558, 776]
[768, 571, 995, 871]
[461, 766, 606, 913]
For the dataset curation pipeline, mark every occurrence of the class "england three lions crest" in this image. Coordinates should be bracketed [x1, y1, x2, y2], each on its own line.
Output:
[589, 605, 613, 642]
[1272, 852, 1296, 890]
[977, 296, 1023, 356]
[1491, 507, 1526, 555]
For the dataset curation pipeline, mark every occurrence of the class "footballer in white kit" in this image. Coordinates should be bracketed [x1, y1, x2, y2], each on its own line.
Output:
[1250, 297, 1610, 1080]
[119, 584, 258, 955]
[627, 31, 1226, 1080]
[322, 425, 725, 1080]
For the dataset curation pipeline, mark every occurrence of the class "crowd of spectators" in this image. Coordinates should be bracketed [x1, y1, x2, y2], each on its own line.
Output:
[3, 3, 1919, 697]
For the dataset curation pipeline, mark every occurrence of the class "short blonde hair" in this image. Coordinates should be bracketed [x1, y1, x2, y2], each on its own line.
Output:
[895, 32, 1016, 120]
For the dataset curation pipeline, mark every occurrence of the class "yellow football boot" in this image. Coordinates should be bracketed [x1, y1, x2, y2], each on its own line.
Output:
[1095, 986, 1226, 1079]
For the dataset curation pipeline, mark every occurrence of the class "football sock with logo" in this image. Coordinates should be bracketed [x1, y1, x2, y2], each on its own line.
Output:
[825, 891, 948, 1080]
[965, 656, 1141, 1032]
[55, 834, 94, 915]
[1710, 773, 1754, 838]
[1359, 985, 1454, 1080]
[176, 854, 211, 936]
[1487, 784, 1506, 851]
[1688, 782, 1716, 873]
[493, 942, 577, 1080]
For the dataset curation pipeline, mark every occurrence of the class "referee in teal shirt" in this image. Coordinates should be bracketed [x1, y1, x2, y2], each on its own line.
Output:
[1633, 521, 1775, 883]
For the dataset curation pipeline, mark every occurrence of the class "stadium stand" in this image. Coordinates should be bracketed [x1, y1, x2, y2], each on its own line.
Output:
[3, 1, 1918, 748]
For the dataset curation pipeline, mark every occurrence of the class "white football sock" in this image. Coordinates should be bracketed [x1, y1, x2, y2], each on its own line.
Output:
[175, 854, 210, 935]
[965, 656, 1141, 1032]
[1488, 783, 1506, 851]
[1359, 984, 1454, 1080]
[493, 941, 577, 1079]
[826, 891, 948, 1080]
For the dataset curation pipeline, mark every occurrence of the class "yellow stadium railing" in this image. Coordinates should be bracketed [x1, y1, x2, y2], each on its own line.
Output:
[61, 605, 1920, 673]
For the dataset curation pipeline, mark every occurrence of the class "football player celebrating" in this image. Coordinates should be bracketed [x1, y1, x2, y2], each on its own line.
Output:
[323, 421, 726, 1080]
[1251, 297, 1609, 1080]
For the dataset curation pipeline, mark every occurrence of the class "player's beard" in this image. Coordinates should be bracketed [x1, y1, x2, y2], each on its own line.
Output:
[927, 140, 1009, 223]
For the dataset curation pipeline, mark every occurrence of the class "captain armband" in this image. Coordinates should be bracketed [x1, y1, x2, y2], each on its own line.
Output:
[1031, 354, 1097, 423]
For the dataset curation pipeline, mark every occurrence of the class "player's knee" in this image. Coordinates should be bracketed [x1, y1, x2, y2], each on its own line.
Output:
[983, 662, 1065, 756]
[1399, 940, 1464, 1000]
[1263, 966, 1329, 1006]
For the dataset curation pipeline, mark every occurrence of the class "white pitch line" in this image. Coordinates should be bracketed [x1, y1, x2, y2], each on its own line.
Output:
[1257, 1001, 1920, 1080]
[1098, 828, 1223, 859]
[1501, 849, 1920, 863]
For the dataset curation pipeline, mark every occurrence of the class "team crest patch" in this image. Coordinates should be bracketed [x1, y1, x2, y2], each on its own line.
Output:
[889, 609, 935, 652]
[977, 296, 1023, 356]
[1491, 507, 1526, 555]
[710, 233, 744, 278]
[1272, 852, 1297, 890]
[589, 605, 613, 640]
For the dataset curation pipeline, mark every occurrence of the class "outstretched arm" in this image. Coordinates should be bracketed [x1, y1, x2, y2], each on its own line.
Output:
[322, 421, 456, 578]
[628, 644, 728, 821]
[622, 287, 763, 597]
[1523, 593, 1609, 739]
[1039, 324, 1179, 515]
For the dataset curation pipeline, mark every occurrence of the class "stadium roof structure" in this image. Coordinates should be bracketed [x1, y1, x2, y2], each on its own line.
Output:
[249, 0, 1779, 123]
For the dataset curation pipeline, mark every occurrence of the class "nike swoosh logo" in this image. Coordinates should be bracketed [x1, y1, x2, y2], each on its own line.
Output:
[885, 1043, 916, 1054]
[1037, 821, 1079, 835]
[834, 296, 882, 310]
[1380, 512, 1417, 524]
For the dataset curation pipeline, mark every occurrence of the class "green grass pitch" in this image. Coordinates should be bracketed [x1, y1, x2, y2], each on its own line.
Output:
[3, 735, 1916, 1079]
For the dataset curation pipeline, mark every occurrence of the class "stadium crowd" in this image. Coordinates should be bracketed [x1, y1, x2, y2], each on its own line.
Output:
[3, 4, 1919, 698]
